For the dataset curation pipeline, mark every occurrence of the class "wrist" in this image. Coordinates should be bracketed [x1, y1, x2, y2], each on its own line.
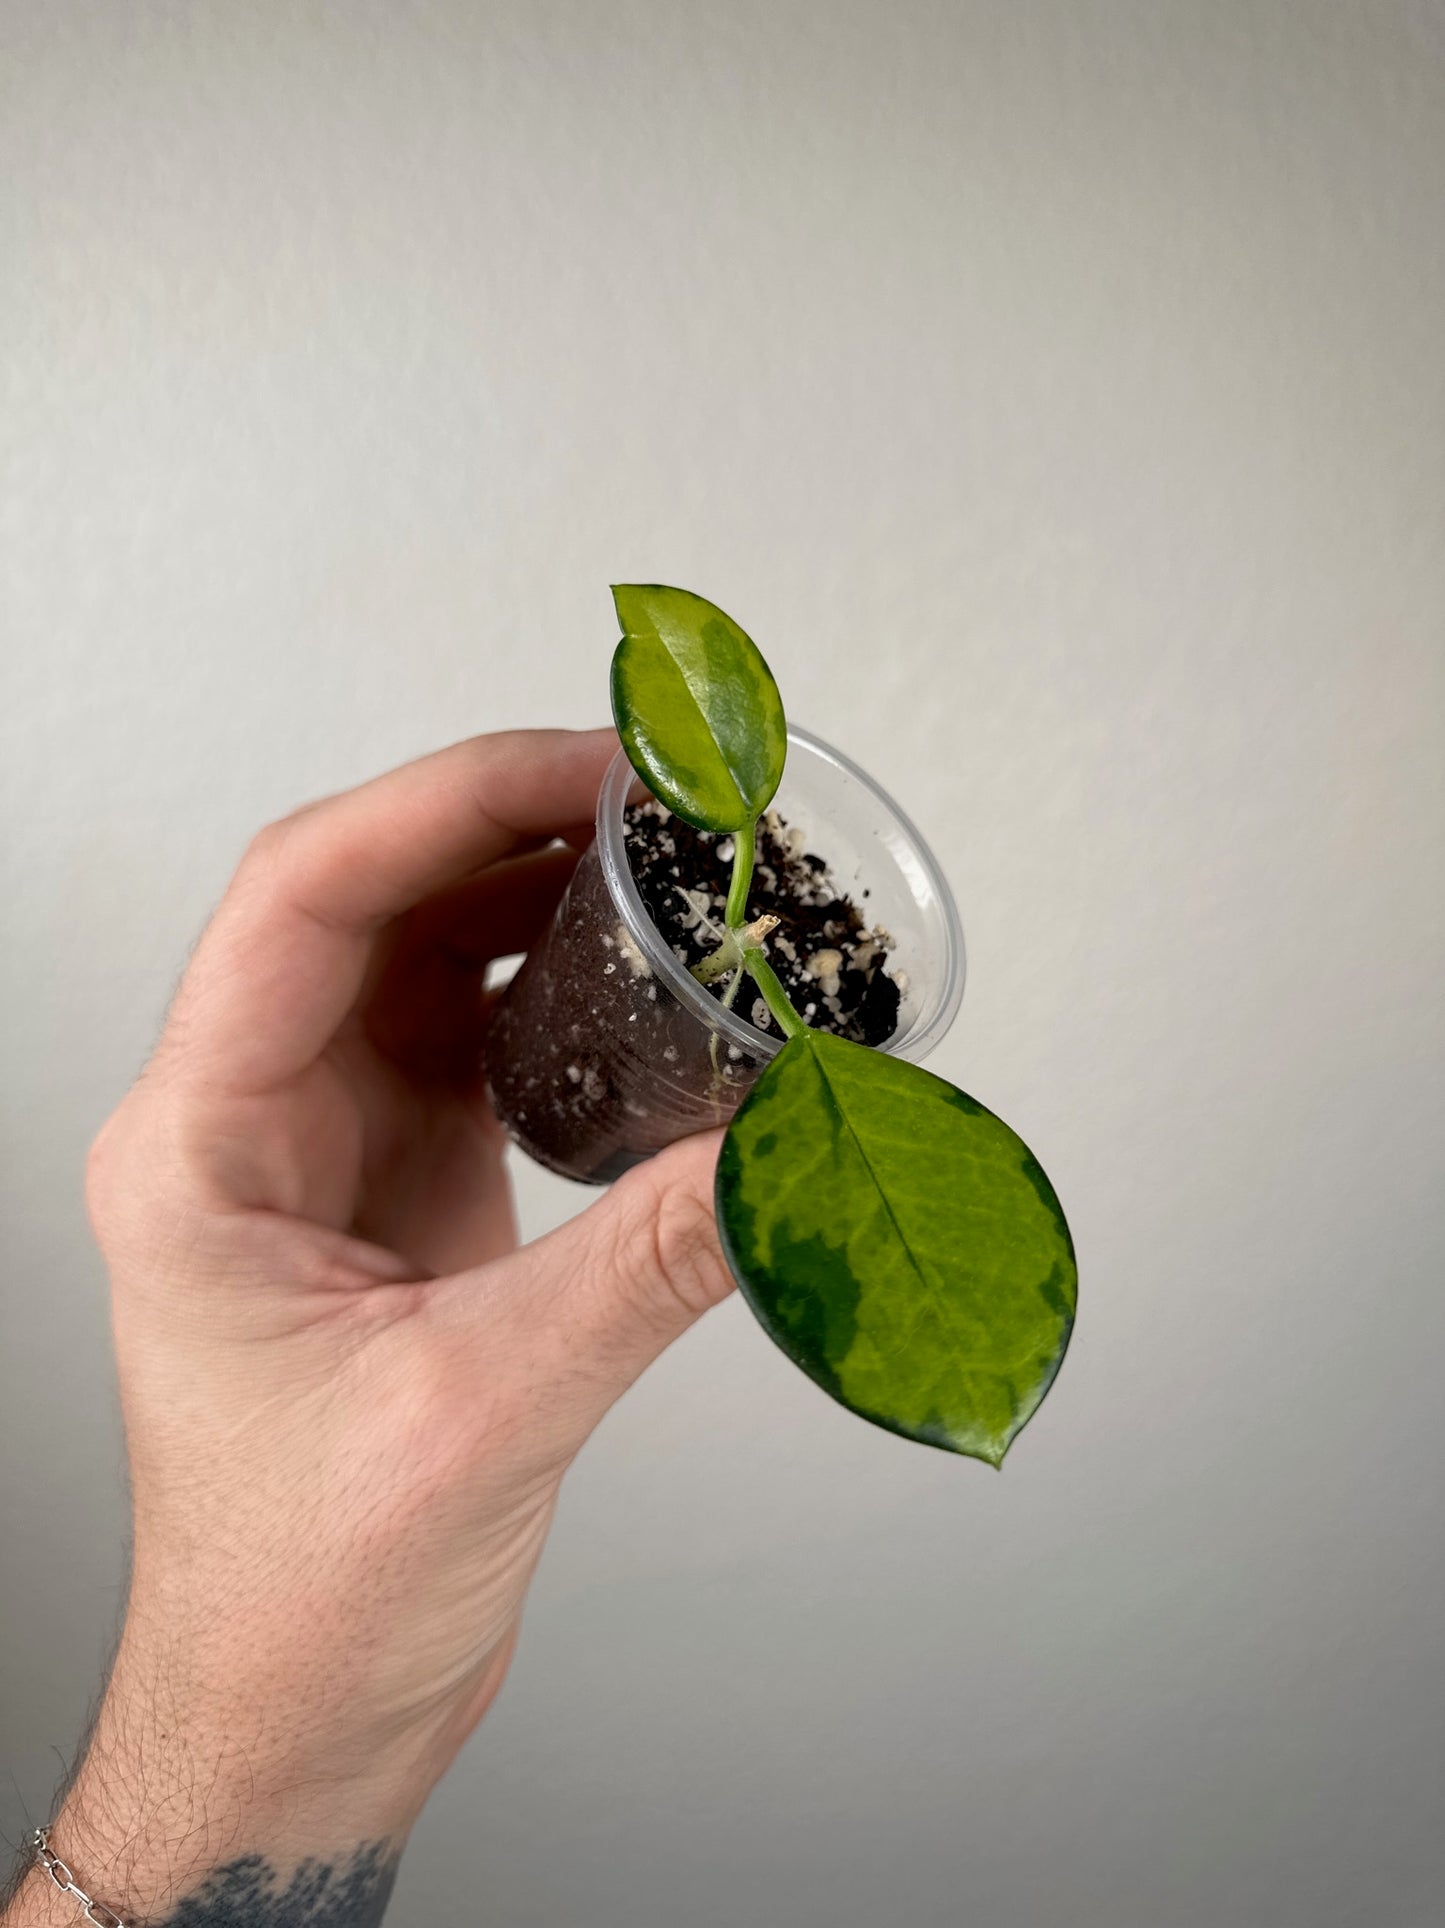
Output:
[24, 1748, 407, 1928]
[8, 1746, 406, 1928]
[8, 1824, 401, 1928]
[6, 1629, 429, 1926]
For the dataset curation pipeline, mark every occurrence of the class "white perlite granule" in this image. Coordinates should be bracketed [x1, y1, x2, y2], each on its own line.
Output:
[614, 924, 652, 979]
[805, 947, 844, 999]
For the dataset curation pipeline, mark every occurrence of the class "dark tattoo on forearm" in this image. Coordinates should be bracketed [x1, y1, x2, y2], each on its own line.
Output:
[156, 1843, 398, 1927]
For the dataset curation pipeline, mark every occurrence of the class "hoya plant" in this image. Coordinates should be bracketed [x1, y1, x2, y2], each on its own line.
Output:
[610, 584, 1076, 1466]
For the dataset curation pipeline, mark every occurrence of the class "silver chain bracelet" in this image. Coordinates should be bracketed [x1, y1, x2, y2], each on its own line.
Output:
[27, 1829, 133, 1928]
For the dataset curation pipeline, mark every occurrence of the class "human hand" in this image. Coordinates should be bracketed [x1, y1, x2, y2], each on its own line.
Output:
[7, 729, 731, 1924]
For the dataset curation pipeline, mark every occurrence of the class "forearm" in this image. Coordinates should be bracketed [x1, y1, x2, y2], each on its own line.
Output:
[8, 1831, 397, 1928]
[2, 1618, 418, 1928]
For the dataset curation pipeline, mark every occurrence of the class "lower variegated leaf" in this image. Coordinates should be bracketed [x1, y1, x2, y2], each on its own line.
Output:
[715, 1030, 1076, 1464]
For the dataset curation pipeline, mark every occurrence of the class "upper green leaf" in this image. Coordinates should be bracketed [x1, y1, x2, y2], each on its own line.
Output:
[716, 1030, 1076, 1465]
[610, 584, 787, 832]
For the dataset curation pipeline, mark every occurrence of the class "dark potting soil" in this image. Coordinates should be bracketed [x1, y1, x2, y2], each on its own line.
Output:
[623, 801, 902, 1048]
[485, 801, 905, 1185]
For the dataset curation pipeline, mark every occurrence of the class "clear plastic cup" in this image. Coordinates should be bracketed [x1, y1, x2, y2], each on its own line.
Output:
[485, 726, 966, 1185]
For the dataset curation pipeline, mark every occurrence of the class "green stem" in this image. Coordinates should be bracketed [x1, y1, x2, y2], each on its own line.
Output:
[725, 821, 755, 929]
[743, 947, 807, 1040]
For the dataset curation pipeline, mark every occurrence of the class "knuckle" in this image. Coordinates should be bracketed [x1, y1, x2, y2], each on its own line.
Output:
[240, 814, 296, 877]
[83, 1093, 197, 1279]
[614, 1156, 733, 1330]
[83, 1103, 132, 1229]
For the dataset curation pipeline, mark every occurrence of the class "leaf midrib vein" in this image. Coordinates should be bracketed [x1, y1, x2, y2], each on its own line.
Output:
[660, 637, 753, 819]
[809, 1042, 973, 1356]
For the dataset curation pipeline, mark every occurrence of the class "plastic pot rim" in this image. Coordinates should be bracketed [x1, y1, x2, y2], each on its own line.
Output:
[593, 723, 966, 1066]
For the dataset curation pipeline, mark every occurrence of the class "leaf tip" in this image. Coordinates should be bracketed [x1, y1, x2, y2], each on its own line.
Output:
[945, 1430, 1009, 1470]
[610, 582, 658, 632]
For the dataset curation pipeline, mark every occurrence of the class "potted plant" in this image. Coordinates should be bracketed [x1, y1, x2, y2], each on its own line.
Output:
[487, 586, 1076, 1465]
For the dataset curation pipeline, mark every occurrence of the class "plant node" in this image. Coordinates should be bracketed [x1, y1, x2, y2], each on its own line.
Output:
[690, 913, 782, 985]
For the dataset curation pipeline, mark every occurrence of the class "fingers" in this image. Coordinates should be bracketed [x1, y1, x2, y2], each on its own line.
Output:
[452, 1130, 735, 1460]
[396, 844, 583, 970]
[363, 844, 581, 1089]
[552, 819, 597, 854]
[164, 729, 616, 1094]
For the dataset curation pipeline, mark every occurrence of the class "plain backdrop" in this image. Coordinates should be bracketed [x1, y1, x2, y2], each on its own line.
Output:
[3, 4, 1443, 1924]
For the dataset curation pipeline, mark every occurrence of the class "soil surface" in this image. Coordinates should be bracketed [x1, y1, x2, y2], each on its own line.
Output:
[485, 803, 905, 1184]
[623, 801, 902, 1047]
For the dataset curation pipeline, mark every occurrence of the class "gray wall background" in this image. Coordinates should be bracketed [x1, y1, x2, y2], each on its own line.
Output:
[3, 4, 1442, 1923]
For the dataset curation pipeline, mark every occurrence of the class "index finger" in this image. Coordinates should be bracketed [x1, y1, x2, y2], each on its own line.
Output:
[166, 728, 618, 1093]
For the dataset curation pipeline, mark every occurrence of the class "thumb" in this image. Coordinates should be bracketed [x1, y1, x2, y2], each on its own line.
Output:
[509, 1127, 736, 1437]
